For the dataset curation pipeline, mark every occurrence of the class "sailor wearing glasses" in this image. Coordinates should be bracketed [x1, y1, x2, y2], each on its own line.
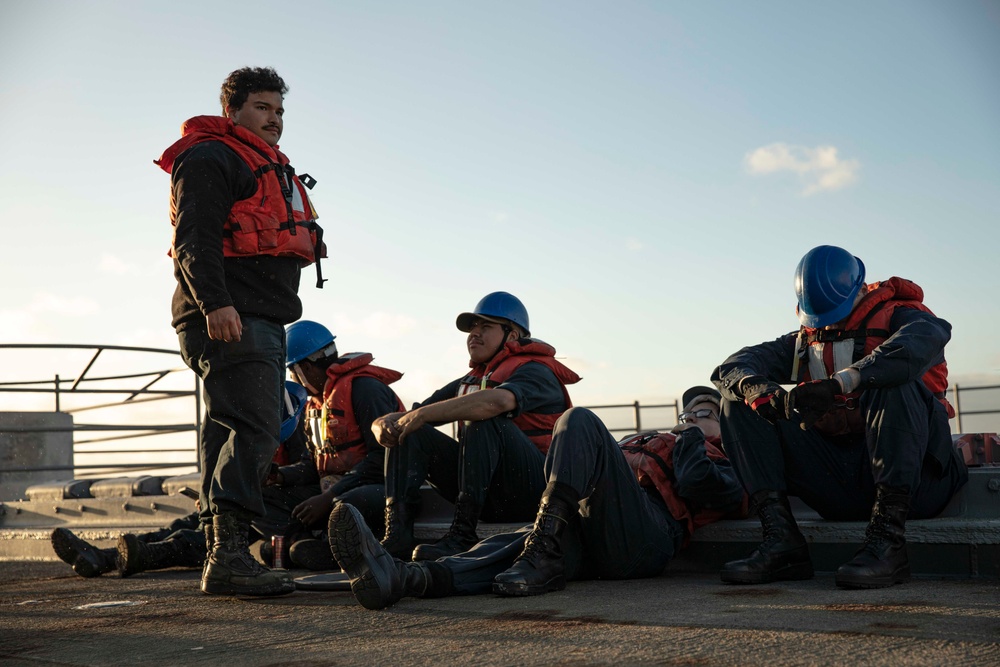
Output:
[327, 385, 748, 609]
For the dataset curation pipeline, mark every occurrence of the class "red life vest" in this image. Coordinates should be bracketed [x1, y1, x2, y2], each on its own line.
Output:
[457, 338, 581, 455]
[618, 432, 748, 546]
[311, 353, 404, 478]
[155, 116, 326, 272]
[792, 277, 954, 433]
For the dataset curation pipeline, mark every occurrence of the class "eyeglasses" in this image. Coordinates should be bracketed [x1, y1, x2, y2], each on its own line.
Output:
[678, 409, 718, 424]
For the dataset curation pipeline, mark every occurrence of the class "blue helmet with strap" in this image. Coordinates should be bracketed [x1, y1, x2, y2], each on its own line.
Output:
[456, 291, 530, 336]
[795, 245, 866, 328]
[280, 381, 309, 442]
[286, 320, 337, 367]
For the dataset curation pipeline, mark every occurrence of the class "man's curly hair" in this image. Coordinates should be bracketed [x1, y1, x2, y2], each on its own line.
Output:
[219, 67, 289, 113]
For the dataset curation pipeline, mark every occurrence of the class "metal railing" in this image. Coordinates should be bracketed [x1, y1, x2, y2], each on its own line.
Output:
[0, 342, 998, 479]
[948, 384, 1000, 434]
[0, 344, 201, 477]
[582, 401, 680, 435]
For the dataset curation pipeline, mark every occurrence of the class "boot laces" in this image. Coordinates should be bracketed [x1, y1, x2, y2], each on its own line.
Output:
[861, 507, 893, 553]
[519, 532, 557, 565]
[759, 504, 782, 545]
[383, 505, 400, 542]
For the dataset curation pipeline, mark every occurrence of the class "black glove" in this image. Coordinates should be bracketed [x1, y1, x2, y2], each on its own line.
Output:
[742, 379, 789, 425]
[788, 379, 841, 431]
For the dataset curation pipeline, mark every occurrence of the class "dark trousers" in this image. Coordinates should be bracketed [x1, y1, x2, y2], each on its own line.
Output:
[250, 483, 323, 540]
[433, 408, 684, 595]
[136, 512, 205, 561]
[720, 381, 968, 520]
[338, 483, 390, 539]
[384, 418, 547, 522]
[177, 316, 286, 523]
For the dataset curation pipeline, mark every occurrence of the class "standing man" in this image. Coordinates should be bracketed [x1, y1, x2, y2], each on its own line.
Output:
[711, 245, 967, 589]
[267, 320, 405, 570]
[155, 66, 325, 596]
[329, 386, 746, 609]
[372, 292, 581, 561]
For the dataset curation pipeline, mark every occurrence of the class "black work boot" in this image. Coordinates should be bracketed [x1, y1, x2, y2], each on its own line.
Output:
[50, 528, 117, 578]
[412, 492, 480, 561]
[493, 492, 578, 597]
[720, 491, 813, 584]
[116, 534, 204, 578]
[380, 499, 417, 561]
[201, 522, 213, 577]
[836, 485, 911, 589]
[201, 513, 295, 596]
[289, 538, 337, 571]
[329, 502, 445, 610]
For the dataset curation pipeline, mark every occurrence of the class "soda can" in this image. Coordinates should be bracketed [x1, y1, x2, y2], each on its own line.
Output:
[271, 535, 286, 569]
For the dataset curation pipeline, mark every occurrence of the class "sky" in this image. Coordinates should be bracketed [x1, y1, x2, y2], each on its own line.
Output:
[2, 1, 999, 444]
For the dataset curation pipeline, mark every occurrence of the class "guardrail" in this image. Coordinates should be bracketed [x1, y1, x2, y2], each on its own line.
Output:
[1, 343, 998, 479]
[0, 343, 200, 477]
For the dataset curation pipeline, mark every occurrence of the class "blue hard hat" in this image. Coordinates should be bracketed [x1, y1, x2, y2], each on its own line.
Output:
[280, 381, 309, 442]
[456, 291, 530, 336]
[286, 320, 336, 367]
[795, 245, 866, 328]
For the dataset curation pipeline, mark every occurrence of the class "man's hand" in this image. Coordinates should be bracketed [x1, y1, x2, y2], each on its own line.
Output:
[788, 379, 841, 431]
[742, 379, 789, 425]
[206, 306, 242, 343]
[291, 494, 334, 527]
[263, 468, 284, 487]
[372, 412, 406, 448]
[394, 410, 426, 444]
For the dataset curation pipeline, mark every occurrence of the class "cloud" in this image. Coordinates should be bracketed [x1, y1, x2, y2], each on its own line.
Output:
[29, 293, 100, 316]
[0, 309, 35, 340]
[99, 253, 134, 275]
[745, 143, 860, 195]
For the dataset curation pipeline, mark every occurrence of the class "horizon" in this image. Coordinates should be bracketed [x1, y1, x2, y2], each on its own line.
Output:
[2, 2, 998, 425]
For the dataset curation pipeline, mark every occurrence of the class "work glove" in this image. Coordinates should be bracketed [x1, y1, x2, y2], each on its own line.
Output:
[788, 379, 841, 431]
[742, 378, 789, 425]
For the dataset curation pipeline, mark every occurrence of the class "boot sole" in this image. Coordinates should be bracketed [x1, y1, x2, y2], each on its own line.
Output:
[493, 575, 566, 597]
[50, 529, 79, 566]
[116, 534, 140, 578]
[835, 567, 911, 590]
[720, 561, 814, 585]
[201, 576, 295, 596]
[329, 503, 399, 610]
[50, 528, 111, 578]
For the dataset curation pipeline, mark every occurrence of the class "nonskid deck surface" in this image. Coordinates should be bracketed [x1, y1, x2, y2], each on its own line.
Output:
[0, 560, 997, 666]
[3, 465, 999, 578]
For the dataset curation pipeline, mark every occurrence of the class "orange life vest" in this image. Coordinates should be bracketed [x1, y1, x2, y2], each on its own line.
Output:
[457, 338, 581, 455]
[618, 432, 748, 546]
[155, 116, 327, 283]
[310, 353, 404, 477]
[792, 277, 954, 434]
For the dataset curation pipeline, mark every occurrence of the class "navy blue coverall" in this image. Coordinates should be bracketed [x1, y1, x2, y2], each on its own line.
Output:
[276, 376, 399, 536]
[426, 407, 744, 595]
[711, 307, 967, 520]
[385, 363, 566, 524]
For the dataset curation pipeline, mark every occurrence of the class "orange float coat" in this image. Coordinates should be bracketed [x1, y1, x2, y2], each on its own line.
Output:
[457, 338, 581, 455]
